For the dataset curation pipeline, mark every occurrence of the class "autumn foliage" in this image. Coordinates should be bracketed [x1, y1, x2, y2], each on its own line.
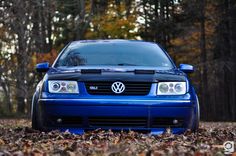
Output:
[0, 0, 235, 120]
[33, 49, 59, 65]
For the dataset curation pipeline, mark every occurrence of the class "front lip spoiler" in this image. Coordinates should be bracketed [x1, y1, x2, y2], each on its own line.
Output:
[46, 127, 187, 135]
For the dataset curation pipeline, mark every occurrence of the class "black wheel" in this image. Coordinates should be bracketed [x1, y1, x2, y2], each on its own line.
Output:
[31, 109, 39, 130]
[31, 93, 43, 130]
[192, 95, 200, 131]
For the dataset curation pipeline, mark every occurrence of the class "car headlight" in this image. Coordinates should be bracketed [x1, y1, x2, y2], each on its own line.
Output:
[48, 80, 79, 93]
[157, 82, 186, 95]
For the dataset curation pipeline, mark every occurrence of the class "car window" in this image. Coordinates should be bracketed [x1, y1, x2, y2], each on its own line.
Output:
[55, 42, 174, 69]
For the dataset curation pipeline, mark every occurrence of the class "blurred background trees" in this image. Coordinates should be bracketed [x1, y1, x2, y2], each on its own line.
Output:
[0, 0, 235, 121]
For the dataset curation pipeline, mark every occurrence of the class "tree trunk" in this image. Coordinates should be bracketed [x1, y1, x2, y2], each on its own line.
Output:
[1, 82, 12, 113]
[199, 0, 208, 120]
[16, 33, 27, 114]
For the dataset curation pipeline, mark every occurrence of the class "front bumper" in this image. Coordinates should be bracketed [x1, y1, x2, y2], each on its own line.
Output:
[38, 97, 195, 134]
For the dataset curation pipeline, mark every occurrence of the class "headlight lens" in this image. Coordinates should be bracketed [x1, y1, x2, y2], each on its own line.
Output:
[157, 82, 186, 95]
[159, 83, 169, 93]
[48, 81, 79, 93]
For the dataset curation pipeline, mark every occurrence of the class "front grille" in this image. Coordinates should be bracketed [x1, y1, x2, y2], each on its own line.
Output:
[88, 117, 147, 128]
[85, 81, 151, 95]
[151, 118, 184, 128]
[47, 116, 185, 129]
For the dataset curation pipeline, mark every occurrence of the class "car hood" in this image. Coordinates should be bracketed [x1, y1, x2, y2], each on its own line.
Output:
[46, 66, 186, 82]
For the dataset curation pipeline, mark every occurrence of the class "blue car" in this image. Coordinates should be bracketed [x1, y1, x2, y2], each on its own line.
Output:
[31, 40, 199, 134]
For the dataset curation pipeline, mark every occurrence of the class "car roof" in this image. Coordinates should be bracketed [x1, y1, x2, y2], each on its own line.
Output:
[69, 39, 157, 47]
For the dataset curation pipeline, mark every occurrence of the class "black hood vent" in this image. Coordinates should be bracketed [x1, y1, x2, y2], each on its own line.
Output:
[135, 70, 155, 74]
[81, 69, 102, 74]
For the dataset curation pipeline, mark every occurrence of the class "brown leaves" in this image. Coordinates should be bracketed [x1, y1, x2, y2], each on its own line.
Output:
[0, 139, 5, 145]
[0, 120, 235, 156]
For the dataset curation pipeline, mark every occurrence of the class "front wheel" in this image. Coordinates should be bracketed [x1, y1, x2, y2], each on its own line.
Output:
[31, 108, 40, 130]
[31, 93, 43, 131]
[192, 95, 200, 131]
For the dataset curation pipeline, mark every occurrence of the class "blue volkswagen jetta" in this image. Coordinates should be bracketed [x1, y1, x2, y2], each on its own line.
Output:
[31, 40, 199, 134]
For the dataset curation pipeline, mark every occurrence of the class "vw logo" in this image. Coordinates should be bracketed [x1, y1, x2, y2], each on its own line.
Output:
[111, 81, 125, 94]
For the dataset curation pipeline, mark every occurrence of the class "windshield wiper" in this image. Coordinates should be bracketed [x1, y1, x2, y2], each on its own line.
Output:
[117, 63, 138, 66]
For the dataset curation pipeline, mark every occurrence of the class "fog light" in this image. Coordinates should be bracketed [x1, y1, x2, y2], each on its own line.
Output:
[173, 119, 178, 124]
[57, 118, 62, 123]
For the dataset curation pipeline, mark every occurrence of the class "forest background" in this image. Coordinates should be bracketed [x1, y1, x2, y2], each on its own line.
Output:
[0, 0, 235, 121]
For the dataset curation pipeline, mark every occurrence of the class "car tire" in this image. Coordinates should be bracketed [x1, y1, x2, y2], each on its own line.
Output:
[31, 93, 43, 131]
[192, 95, 200, 132]
[31, 109, 39, 130]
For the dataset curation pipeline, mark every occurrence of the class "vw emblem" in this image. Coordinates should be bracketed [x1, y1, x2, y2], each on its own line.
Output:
[111, 81, 125, 94]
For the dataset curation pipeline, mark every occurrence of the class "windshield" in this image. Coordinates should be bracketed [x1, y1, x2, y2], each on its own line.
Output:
[54, 41, 174, 69]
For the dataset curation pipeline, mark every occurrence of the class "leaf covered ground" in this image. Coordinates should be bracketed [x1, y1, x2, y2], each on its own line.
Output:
[0, 119, 235, 156]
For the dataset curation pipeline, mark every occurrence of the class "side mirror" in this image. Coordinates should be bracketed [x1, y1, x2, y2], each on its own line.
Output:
[36, 62, 50, 72]
[179, 64, 194, 73]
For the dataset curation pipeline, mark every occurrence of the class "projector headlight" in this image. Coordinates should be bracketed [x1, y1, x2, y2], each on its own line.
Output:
[48, 80, 79, 93]
[157, 82, 186, 95]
